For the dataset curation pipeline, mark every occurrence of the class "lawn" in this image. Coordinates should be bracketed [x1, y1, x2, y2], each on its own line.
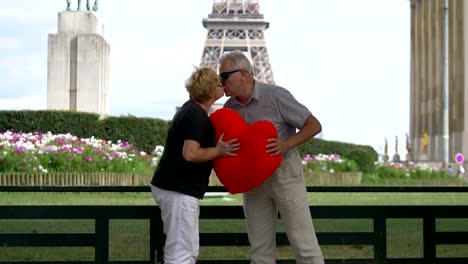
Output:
[0, 192, 467, 261]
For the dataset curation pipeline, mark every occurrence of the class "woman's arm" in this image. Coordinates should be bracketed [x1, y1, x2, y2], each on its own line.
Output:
[182, 133, 240, 162]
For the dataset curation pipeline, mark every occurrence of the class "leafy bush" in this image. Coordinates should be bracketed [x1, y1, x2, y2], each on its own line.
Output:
[101, 115, 168, 154]
[297, 138, 378, 162]
[301, 152, 458, 183]
[0, 110, 169, 154]
[375, 164, 407, 179]
[343, 148, 376, 173]
[367, 162, 456, 182]
[0, 110, 103, 138]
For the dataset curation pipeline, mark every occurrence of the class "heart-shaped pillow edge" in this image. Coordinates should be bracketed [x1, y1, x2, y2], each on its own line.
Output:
[210, 108, 283, 194]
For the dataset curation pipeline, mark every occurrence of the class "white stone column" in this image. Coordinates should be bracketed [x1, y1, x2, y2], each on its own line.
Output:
[47, 11, 110, 116]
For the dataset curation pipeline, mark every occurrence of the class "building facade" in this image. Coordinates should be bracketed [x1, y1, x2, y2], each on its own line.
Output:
[410, 0, 468, 162]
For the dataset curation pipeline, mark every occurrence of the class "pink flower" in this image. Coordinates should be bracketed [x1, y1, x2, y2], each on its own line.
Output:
[43, 145, 58, 152]
[55, 136, 66, 145]
[73, 147, 84, 155]
[118, 141, 131, 149]
[14, 145, 27, 155]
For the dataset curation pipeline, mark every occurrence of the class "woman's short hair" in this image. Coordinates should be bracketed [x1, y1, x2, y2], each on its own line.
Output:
[219, 50, 254, 76]
[185, 67, 221, 103]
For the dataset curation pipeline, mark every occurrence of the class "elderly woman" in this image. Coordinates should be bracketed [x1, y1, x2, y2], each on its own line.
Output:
[150, 67, 239, 264]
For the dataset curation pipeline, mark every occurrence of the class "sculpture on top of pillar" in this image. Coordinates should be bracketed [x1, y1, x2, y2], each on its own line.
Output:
[405, 133, 413, 162]
[383, 138, 389, 162]
[392, 135, 400, 162]
[66, 0, 99, 12]
[422, 131, 429, 154]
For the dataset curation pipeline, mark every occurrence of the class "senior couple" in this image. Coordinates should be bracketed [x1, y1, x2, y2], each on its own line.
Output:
[150, 50, 324, 264]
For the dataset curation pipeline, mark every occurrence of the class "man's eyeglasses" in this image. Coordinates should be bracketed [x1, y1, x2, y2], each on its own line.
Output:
[220, 69, 241, 83]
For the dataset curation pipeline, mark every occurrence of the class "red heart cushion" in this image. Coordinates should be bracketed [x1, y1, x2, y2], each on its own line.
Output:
[209, 108, 282, 194]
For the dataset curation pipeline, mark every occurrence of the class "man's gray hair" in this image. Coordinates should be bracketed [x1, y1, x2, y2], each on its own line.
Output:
[219, 50, 255, 76]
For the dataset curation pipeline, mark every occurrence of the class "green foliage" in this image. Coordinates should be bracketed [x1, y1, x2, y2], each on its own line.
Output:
[361, 163, 457, 184]
[303, 154, 359, 173]
[296, 138, 378, 178]
[343, 148, 376, 173]
[375, 165, 407, 179]
[0, 110, 103, 138]
[320, 159, 359, 173]
[297, 138, 378, 164]
[0, 149, 26, 171]
[0, 131, 160, 174]
[101, 115, 167, 154]
[301, 150, 459, 184]
[361, 173, 381, 184]
[0, 110, 169, 153]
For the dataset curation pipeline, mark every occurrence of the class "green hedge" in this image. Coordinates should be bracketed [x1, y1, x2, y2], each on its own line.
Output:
[0, 110, 168, 153]
[297, 138, 379, 166]
[101, 115, 168, 154]
[0, 110, 103, 138]
[1, 110, 378, 165]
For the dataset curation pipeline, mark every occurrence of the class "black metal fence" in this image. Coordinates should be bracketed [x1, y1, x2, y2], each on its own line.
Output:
[1, 186, 468, 264]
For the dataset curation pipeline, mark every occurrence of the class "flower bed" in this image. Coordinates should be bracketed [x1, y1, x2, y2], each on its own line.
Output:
[302, 154, 362, 185]
[364, 161, 465, 186]
[2, 130, 463, 187]
[301, 153, 465, 186]
[0, 131, 162, 174]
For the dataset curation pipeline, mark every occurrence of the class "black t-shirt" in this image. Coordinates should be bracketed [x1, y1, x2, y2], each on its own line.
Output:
[150, 100, 215, 199]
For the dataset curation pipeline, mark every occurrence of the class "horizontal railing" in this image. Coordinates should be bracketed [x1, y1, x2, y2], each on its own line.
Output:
[1, 172, 464, 187]
[0, 186, 468, 264]
[1, 185, 468, 192]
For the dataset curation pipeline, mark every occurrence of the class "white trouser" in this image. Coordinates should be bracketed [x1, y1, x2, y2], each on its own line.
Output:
[151, 185, 200, 264]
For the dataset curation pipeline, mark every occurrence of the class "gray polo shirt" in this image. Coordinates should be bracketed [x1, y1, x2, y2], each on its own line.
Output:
[224, 81, 311, 155]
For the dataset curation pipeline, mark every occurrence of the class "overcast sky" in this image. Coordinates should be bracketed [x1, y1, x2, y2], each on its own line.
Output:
[0, 0, 411, 157]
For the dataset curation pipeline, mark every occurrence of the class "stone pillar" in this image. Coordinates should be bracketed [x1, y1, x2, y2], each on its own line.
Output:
[47, 11, 110, 116]
[410, 0, 466, 162]
[461, 0, 468, 162]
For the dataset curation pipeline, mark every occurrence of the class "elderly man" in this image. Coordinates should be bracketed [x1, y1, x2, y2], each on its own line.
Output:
[218, 50, 325, 264]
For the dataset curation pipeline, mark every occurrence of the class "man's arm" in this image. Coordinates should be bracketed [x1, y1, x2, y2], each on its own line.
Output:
[266, 114, 321, 156]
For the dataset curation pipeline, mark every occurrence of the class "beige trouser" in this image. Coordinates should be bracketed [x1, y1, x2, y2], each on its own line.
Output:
[243, 152, 324, 264]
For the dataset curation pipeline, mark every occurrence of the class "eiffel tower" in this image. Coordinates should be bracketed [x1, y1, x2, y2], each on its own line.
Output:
[199, 0, 275, 84]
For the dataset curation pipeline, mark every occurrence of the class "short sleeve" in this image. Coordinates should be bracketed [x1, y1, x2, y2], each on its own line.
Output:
[276, 88, 311, 129]
[182, 108, 213, 147]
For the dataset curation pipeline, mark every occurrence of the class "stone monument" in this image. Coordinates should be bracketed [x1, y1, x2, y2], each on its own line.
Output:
[405, 133, 413, 162]
[420, 131, 429, 161]
[383, 138, 389, 162]
[47, 1, 109, 116]
[67, 0, 99, 12]
[392, 135, 400, 162]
